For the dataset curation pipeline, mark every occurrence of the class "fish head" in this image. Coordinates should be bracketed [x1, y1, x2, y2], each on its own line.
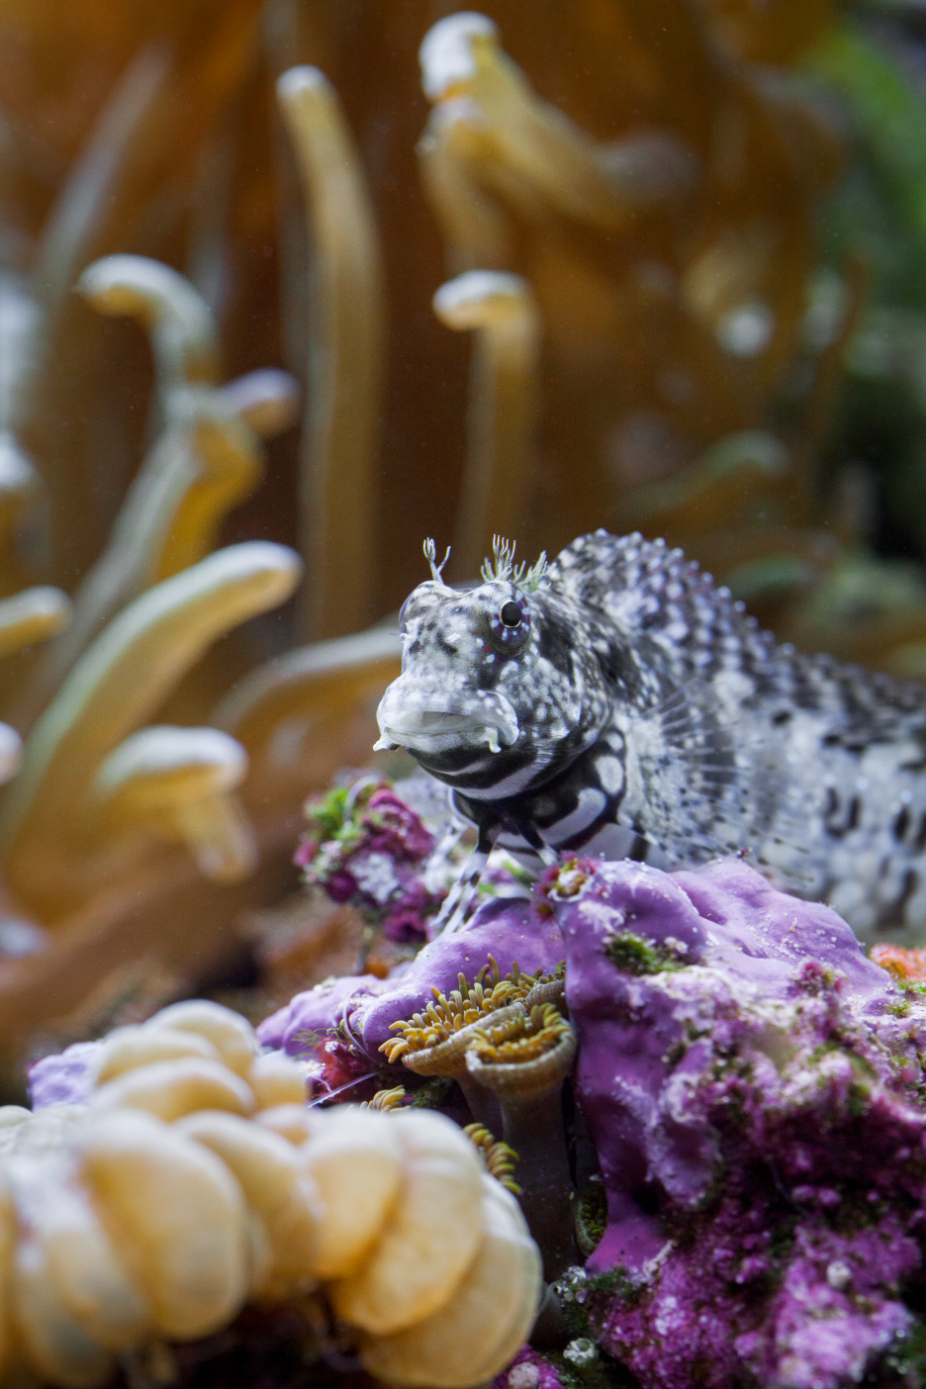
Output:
[375, 573, 613, 797]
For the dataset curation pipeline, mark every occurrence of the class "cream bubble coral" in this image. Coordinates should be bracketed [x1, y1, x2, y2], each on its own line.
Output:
[16, 1000, 541, 1389]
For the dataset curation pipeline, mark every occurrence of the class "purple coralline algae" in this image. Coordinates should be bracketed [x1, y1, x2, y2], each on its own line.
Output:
[295, 779, 442, 941]
[260, 851, 926, 1384]
[28, 1039, 101, 1108]
[257, 894, 564, 1065]
[553, 855, 926, 1389]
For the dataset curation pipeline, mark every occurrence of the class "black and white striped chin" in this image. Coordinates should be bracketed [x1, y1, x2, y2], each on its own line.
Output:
[374, 685, 519, 757]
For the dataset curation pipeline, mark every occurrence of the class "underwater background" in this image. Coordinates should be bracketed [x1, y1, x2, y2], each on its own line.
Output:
[5, 4, 926, 1386]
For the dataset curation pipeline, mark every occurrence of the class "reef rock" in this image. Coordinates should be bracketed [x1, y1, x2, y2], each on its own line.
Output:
[258, 894, 564, 1065]
[553, 856, 926, 1389]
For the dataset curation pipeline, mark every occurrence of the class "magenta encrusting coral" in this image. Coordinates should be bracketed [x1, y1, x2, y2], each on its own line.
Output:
[295, 779, 442, 942]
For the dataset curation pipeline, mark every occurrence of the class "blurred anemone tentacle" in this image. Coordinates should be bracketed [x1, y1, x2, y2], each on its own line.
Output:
[419, 13, 698, 233]
[20, 258, 297, 722]
[0, 589, 70, 663]
[0, 274, 41, 598]
[79, 254, 222, 389]
[417, 98, 514, 274]
[432, 271, 539, 582]
[20, 2, 269, 589]
[214, 626, 401, 806]
[0, 586, 73, 795]
[92, 726, 257, 885]
[0, 542, 302, 919]
[277, 66, 385, 642]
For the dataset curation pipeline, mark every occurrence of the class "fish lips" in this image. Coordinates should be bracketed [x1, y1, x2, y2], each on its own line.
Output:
[374, 679, 520, 755]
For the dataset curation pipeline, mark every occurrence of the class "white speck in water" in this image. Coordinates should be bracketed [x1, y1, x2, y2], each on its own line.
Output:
[717, 302, 774, 357]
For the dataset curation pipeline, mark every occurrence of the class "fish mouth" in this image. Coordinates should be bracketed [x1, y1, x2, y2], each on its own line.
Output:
[374, 682, 519, 756]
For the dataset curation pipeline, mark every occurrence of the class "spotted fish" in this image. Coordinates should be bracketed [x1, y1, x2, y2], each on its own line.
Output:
[375, 532, 926, 940]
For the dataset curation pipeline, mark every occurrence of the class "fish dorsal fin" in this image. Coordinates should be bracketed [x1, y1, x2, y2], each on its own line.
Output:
[548, 529, 769, 686]
[549, 530, 926, 744]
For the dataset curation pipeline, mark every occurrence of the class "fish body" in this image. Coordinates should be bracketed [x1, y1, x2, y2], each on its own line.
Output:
[376, 531, 926, 940]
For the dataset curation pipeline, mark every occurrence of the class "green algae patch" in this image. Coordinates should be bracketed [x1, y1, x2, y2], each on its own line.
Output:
[604, 930, 687, 976]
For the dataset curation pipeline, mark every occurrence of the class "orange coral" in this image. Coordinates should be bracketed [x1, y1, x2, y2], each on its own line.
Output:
[870, 943, 926, 983]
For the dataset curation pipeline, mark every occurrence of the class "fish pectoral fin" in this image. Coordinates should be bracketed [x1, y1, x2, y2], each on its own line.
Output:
[433, 822, 501, 934]
[629, 678, 814, 869]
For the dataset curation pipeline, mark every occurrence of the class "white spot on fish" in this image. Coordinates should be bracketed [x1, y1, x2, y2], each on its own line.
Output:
[544, 788, 607, 843]
[596, 755, 624, 796]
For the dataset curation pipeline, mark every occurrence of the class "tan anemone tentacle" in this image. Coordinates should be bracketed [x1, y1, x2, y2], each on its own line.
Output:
[0, 542, 301, 918]
[419, 13, 697, 233]
[150, 411, 264, 585]
[18, 399, 259, 718]
[21, 258, 274, 720]
[19, 47, 173, 599]
[213, 626, 401, 809]
[0, 588, 71, 663]
[277, 66, 385, 641]
[220, 369, 300, 440]
[433, 271, 540, 581]
[24, 4, 266, 591]
[77, 255, 263, 585]
[78, 254, 221, 389]
[92, 726, 257, 884]
[0, 273, 41, 597]
[0, 437, 38, 601]
[31, 51, 172, 332]
[417, 98, 513, 275]
[0, 587, 72, 787]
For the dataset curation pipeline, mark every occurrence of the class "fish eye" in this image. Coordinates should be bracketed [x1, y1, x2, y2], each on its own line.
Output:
[500, 601, 522, 627]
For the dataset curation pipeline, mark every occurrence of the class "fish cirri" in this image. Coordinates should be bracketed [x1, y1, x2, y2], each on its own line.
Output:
[375, 531, 926, 940]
